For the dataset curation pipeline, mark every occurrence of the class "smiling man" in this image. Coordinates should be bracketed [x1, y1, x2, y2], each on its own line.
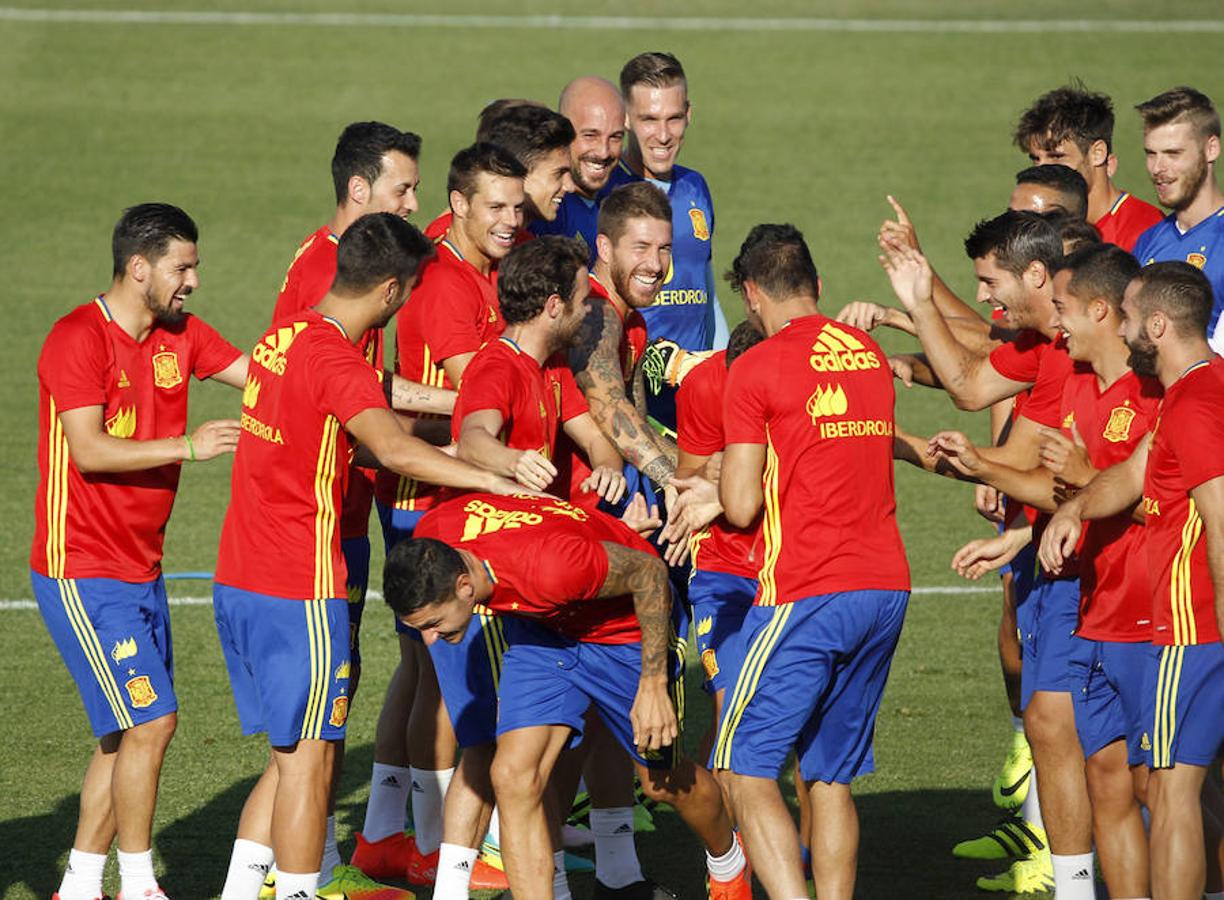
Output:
[1130, 87, 1224, 353]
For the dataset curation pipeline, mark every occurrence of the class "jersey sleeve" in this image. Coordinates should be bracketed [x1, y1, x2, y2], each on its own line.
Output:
[307, 335, 389, 426]
[677, 358, 725, 455]
[1168, 393, 1224, 489]
[453, 353, 515, 425]
[39, 317, 110, 412]
[186, 315, 243, 380]
[722, 353, 768, 445]
[414, 268, 485, 362]
[558, 366, 589, 422]
[988, 330, 1045, 383]
[524, 532, 609, 604]
[273, 235, 336, 321]
[1018, 344, 1074, 429]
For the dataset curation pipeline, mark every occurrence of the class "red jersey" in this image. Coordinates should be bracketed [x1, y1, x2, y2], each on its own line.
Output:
[1056, 368, 1163, 640]
[416, 493, 656, 644]
[451, 337, 588, 493]
[32, 297, 241, 581]
[723, 315, 910, 604]
[274, 224, 383, 539]
[215, 310, 388, 599]
[1141, 358, 1224, 646]
[675, 352, 762, 579]
[376, 236, 505, 513]
[1094, 192, 1164, 253]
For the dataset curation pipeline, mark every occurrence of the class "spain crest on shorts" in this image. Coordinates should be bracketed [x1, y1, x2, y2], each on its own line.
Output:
[329, 696, 349, 727]
[125, 675, 158, 709]
[1187, 251, 1207, 269]
[1102, 405, 1136, 443]
[689, 207, 710, 241]
[701, 648, 720, 680]
[152, 350, 183, 389]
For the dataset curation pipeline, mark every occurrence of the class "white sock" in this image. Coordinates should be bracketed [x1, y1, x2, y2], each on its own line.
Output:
[705, 834, 746, 881]
[221, 839, 274, 900]
[363, 762, 412, 842]
[1021, 765, 1044, 830]
[433, 842, 477, 899]
[553, 849, 573, 900]
[1051, 852, 1095, 900]
[485, 806, 501, 847]
[1204, 893, 1224, 899]
[275, 869, 318, 900]
[590, 807, 643, 889]
[319, 815, 341, 878]
[1011, 715, 1025, 734]
[409, 766, 454, 856]
[58, 848, 107, 900]
[116, 848, 158, 897]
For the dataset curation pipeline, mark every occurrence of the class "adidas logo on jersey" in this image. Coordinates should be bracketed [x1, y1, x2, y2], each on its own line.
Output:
[252, 321, 309, 375]
[808, 323, 881, 372]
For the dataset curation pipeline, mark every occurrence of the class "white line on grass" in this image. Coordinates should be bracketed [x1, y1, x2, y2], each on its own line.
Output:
[0, 583, 996, 610]
[0, 8, 1222, 33]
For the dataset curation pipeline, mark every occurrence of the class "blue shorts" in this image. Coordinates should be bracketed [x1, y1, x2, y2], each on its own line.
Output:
[1019, 574, 1080, 710]
[375, 501, 425, 639]
[213, 584, 350, 746]
[33, 572, 176, 737]
[712, 590, 909, 784]
[341, 535, 370, 666]
[688, 569, 757, 694]
[1069, 637, 1148, 764]
[1008, 541, 1040, 641]
[1143, 642, 1224, 769]
[429, 608, 508, 748]
[496, 618, 685, 770]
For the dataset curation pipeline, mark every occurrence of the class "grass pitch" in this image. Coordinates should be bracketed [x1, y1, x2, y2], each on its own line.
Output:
[2, 2, 1221, 897]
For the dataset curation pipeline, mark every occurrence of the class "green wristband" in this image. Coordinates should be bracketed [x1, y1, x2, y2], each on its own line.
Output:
[182, 434, 196, 462]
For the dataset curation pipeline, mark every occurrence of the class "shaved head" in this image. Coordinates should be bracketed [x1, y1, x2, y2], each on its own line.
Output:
[557, 76, 626, 197]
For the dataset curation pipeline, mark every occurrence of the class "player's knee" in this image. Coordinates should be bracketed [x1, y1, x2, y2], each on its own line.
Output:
[1022, 698, 1074, 748]
[126, 711, 177, 749]
[1085, 748, 1133, 811]
[490, 752, 546, 806]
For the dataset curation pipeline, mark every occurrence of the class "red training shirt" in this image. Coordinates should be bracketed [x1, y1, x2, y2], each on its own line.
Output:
[33, 297, 241, 581]
[215, 310, 388, 599]
[675, 351, 762, 579]
[723, 314, 910, 604]
[1094, 192, 1164, 253]
[416, 493, 657, 643]
[1141, 358, 1224, 646]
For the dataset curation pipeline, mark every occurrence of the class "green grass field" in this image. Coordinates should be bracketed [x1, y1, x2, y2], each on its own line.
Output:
[2, 2, 1222, 897]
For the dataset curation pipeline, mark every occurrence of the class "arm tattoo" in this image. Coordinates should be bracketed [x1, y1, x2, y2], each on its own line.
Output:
[599, 541, 671, 678]
[640, 454, 674, 486]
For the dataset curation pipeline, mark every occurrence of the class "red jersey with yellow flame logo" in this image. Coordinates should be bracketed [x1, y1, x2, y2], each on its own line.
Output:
[1055, 367, 1162, 641]
[1141, 358, 1224, 646]
[416, 493, 656, 644]
[32, 297, 240, 581]
[376, 236, 505, 514]
[215, 309, 388, 599]
[1094, 192, 1163, 253]
[274, 224, 383, 539]
[722, 315, 909, 604]
[675, 351, 762, 580]
[451, 337, 587, 478]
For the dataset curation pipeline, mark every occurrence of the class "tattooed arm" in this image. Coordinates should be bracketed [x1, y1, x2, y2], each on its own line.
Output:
[570, 297, 677, 486]
[389, 374, 456, 415]
[598, 540, 677, 751]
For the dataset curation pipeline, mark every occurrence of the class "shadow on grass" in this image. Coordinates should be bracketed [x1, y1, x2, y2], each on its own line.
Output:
[1, 793, 79, 897]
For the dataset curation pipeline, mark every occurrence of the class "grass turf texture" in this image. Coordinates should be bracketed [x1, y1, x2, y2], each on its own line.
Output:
[2, 2, 1220, 897]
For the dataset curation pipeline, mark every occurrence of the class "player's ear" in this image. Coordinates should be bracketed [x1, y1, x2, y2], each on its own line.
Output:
[1026, 260, 1048, 289]
[1149, 311, 1168, 340]
[685, 100, 693, 127]
[126, 253, 149, 283]
[349, 175, 370, 206]
[545, 292, 563, 319]
[595, 233, 613, 266]
[450, 189, 470, 219]
[1088, 139, 1109, 168]
[1205, 134, 1221, 164]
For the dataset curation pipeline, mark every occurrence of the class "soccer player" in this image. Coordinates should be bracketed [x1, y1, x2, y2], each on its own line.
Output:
[1015, 84, 1163, 250]
[359, 142, 526, 885]
[532, 75, 626, 252]
[1131, 87, 1224, 352]
[701, 224, 909, 900]
[1011, 165, 1089, 220]
[611, 51, 730, 429]
[1041, 261, 1224, 900]
[914, 244, 1159, 899]
[214, 213, 525, 900]
[34, 203, 247, 900]
[569, 181, 677, 491]
[272, 119, 448, 896]
[384, 493, 752, 900]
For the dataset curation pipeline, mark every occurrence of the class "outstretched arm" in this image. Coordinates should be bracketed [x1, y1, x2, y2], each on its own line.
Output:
[569, 297, 676, 485]
[390, 375, 457, 415]
[60, 405, 238, 473]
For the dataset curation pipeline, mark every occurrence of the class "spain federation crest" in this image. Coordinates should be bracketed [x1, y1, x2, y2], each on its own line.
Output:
[1187, 251, 1207, 269]
[329, 696, 349, 727]
[1102, 405, 1136, 443]
[689, 207, 710, 241]
[125, 675, 158, 708]
[701, 648, 720, 680]
[152, 350, 183, 389]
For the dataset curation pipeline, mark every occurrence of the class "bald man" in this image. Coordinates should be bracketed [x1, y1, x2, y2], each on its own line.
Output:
[530, 75, 626, 257]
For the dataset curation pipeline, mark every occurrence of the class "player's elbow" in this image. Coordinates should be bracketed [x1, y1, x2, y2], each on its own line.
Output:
[949, 387, 991, 413]
[721, 489, 760, 528]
